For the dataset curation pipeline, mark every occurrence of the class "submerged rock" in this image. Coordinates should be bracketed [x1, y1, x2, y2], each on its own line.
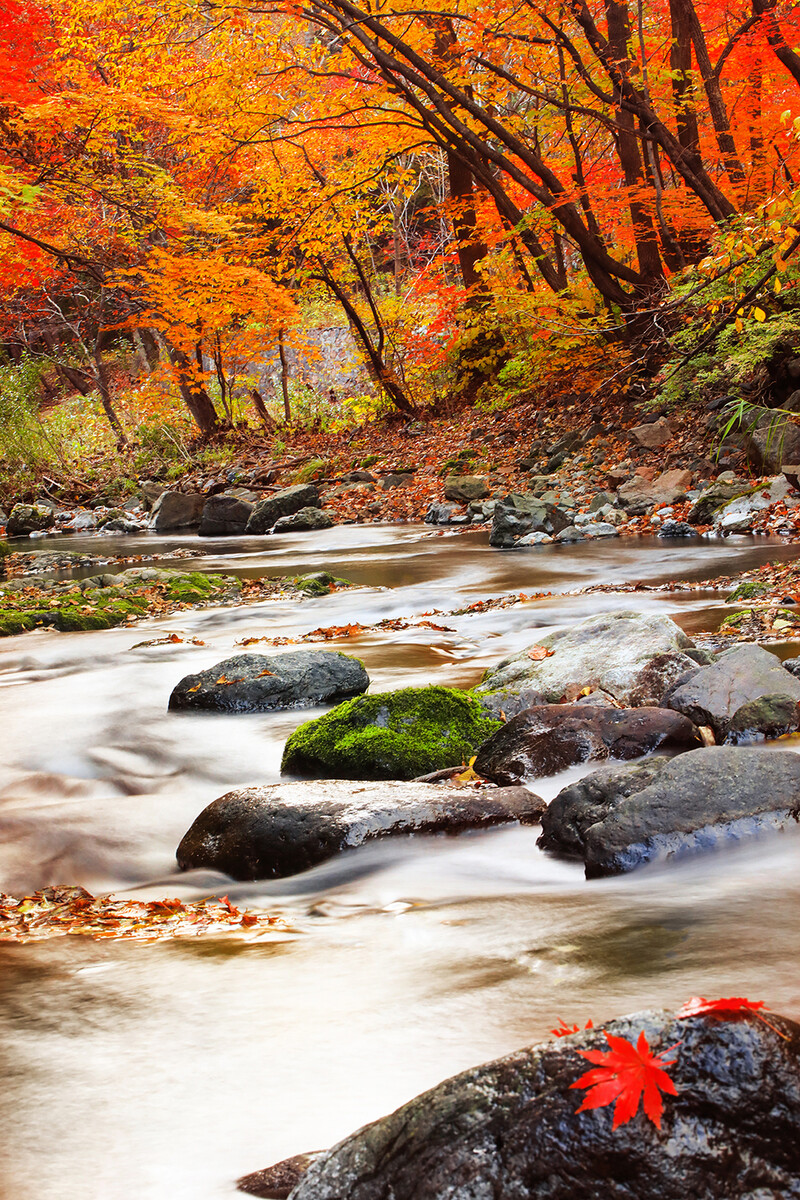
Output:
[281, 686, 501, 780]
[282, 1009, 800, 1200]
[168, 651, 369, 713]
[177, 779, 545, 880]
[474, 705, 702, 785]
[475, 611, 696, 707]
[665, 642, 800, 740]
[539, 746, 800, 876]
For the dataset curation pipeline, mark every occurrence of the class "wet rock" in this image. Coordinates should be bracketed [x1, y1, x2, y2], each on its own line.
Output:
[282, 686, 501, 780]
[475, 686, 548, 721]
[516, 530, 553, 546]
[168, 650, 368, 713]
[63, 510, 98, 533]
[474, 705, 702, 785]
[542, 746, 800, 876]
[272, 507, 334, 532]
[424, 502, 460, 525]
[580, 521, 619, 538]
[617, 469, 692, 514]
[665, 642, 800, 740]
[245, 485, 320, 534]
[489, 493, 571, 547]
[286, 1009, 800, 1200]
[626, 650, 712, 707]
[554, 525, 584, 543]
[629, 417, 672, 448]
[475, 610, 696, 707]
[238, 1152, 323, 1197]
[176, 779, 544, 880]
[101, 518, 147, 534]
[658, 520, 697, 538]
[783, 656, 800, 678]
[198, 494, 254, 536]
[7, 503, 55, 537]
[725, 692, 800, 744]
[714, 477, 793, 533]
[443, 475, 489, 503]
[149, 491, 204, 532]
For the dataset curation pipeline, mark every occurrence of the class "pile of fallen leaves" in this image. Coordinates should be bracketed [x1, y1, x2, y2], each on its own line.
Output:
[0, 886, 288, 943]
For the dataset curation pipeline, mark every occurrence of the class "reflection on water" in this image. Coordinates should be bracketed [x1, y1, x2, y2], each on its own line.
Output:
[1, 527, 800, 1200]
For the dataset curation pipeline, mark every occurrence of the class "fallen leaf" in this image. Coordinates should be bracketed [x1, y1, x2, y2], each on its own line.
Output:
[551, 1018, 594, 1038]
[454, 755, 482, 783]
[187, 683, 202, 692]
[676, 996, 766, 1018]
[526, 645, 554, 661]
[570, 1030, 679, 1129]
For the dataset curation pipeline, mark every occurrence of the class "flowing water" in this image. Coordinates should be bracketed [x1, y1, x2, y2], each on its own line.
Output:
[2, 526, 800, 1200]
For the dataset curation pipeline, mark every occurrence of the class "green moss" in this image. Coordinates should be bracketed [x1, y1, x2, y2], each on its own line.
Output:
[728, 580, 769, 602]
[0, 541, 9, 559]
[165, 571, 227, 603]
[720, 609, 752, 628]
[281, 685, 501, 780]
[360, 454, 380, 468]
[293, 458, 329, 483]
[293, 571, 351, 596]
[0, 610, 35, 635]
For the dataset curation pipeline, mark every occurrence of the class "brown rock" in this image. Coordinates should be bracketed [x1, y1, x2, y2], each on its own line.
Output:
[630, 417, 672, 448]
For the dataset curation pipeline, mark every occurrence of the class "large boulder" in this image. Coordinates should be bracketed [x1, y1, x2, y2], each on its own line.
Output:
[475, 611, 697, 707]
[665, 642, 800, 740]
[245, 485, 321, 534]
[176, 779, 545, 880]
[745, 407, 800, 472]
[149, 491, 204, 532]
[617, 469, 692, 514]
[168, 651, 369, 713]
[713, 477, 793, 533]
[281, 686, 501, 780]
[272, 506, 334, 532]
[443, 475, 489, 503]
[281, 1009, 800, 1200]
[539, 747, 800, 876]
[686, 477, 751, 524]
[198, 494, 254, 536]
[489, 493, 571, 548]
[7, 503, 55, 536]
[474, 705, 702, 785]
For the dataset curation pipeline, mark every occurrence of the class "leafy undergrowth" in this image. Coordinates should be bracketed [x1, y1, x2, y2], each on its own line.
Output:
[0, 886, 289, 943]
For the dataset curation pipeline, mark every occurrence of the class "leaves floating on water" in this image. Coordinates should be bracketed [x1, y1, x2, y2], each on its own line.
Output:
[0, 886, 289, 944]
[131, 633, 206, 648]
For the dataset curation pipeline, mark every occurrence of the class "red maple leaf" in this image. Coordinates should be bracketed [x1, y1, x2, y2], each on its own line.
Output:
[675, 996, 765, 1018]
[551, 1018, 594, 1038]
[570, 1031, 679, 1129]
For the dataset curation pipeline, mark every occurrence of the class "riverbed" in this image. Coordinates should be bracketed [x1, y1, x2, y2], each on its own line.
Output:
[2, 526, 800, 1200]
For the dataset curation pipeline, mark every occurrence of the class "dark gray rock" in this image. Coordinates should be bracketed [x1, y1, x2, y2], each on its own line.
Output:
[424, 502, 459, 525]
[149, 491, 204, 532]
[554, 525, 584, 543]
[725, 692, 800, 744]
[658, 520, 697, 538]
[7, 503, 55, 536]
[783, 656, 800, 678]
[474, 705, 702, 785]
[541, 746, 800, 876]
[746, 407, 800, 472]
[443, 475, 489, 503]
[666, 642, 800, 739]
[285, 1009, 800, 1200]
[587, 490, 616, 512]
[475, 611, 696, 706]
[140, 480, 165, 510]
[476, 686, 548, 722]
[272, 507, 334, 532]
[176, 780, 545, 880]
[380, 473, 414, 490]
[539, 757, 668, 859]
[626, 650, 710, 708]
[168, 650, 368, 713]
[198, 494, 254, 536]
[489, 493, 571, 547]
[245, 485, 320, 534]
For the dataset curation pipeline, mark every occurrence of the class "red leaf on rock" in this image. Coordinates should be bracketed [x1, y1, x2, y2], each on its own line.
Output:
[676, 996, 765, 1018]
[571, 1031, 679, 1129]
[526, 645, 554, 661]
[551, 1018, 594, 1038]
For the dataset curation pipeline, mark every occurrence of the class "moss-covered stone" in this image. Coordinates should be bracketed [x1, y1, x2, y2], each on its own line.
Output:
[720, 609, 752, 628]
[293, 571, 351, 596]
[0, 541, 10, 559]
[729, 581, 769, 602]
[281, 686, 502, 780]
[165, 571, 227, 603]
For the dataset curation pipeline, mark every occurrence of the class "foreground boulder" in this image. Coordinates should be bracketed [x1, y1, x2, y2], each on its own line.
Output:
[168, 651, 369, 713]
[177, 779, 544, 879]
[281, 686, 501, 780]
[269, 1009, 800, 1200]
[475, 611, 699, 707]
[245, 485, 321, 534]
[539, 746, 800, 876]
[474, 705, 702, 785]
[665, 642, 800, 740]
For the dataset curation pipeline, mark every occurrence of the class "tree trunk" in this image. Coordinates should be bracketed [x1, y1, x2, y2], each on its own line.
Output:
[752, 0, 800, 90]
[278, 329, 292, 421]
[166, 343, 219, 436]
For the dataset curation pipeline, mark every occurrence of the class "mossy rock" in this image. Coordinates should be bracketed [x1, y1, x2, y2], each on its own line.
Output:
[720, 609, 752, 628]
[293, 571, 351, 596]
[0, 540, 9, 559]
[360, 454, 380, 469]
[165, 571, 229, 603]
[281, 685, 501, 780]
[728, 580, 769, 602]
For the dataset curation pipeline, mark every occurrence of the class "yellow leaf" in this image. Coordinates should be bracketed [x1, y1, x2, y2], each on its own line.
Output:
[454, 755, 482, 783]
[753, 308, 766, 322]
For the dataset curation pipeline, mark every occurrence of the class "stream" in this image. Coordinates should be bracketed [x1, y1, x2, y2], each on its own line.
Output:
[2, 525, 800, 1200]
